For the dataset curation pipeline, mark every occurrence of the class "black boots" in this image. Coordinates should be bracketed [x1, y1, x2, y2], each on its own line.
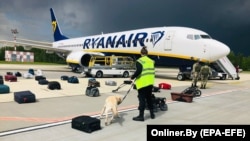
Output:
[133, 110, 155, 121]
[150, 110, 155, 119]
[133, 110, 144, 121]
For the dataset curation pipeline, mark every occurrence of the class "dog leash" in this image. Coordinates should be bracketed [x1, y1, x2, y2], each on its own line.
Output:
[121, 80, 135, 102]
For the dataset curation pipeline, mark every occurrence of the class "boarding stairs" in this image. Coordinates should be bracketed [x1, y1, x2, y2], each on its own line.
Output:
[213, 56, 237, 80]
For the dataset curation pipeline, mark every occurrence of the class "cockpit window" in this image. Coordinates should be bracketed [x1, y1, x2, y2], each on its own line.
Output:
[187, 34, 211, 40]
[187, 34, 193, 40]
[200, 34, 211, 39]
[194, 35, 200, 40]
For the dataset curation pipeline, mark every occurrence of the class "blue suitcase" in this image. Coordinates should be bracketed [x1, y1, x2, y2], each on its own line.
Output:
[14, 90, 36, 104]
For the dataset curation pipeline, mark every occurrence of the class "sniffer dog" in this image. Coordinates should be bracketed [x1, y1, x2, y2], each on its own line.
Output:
[99, 95, 122, 126]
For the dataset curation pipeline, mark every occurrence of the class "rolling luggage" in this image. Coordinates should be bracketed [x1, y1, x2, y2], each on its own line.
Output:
[85, 86, 100, 97]
[72, 115, 101, 133]
[48, 81, 61, 90]
[14, 90, 36, 104]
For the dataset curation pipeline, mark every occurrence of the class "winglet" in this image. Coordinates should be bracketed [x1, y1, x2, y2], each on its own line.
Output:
[50, 8, 68, 41]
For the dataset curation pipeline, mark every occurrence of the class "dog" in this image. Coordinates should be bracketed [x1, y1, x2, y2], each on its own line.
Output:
[99, 95, 122, 126]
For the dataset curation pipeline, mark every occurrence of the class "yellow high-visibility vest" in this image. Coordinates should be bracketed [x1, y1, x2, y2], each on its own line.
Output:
[135, 56, 155, 89]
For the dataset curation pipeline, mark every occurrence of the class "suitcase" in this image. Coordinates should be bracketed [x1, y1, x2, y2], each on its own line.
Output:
[105, 80, 117, 86]
[68, 76, 79, 83]
[35, 76, 46, 81]
[14, 90, 36, 104]
[4, 75, 17, 82]
[0, 84, 10, 94]
[0, 79, 4, 84]
[38, 79, 49, 85]
[61, 75, 69, 80]
[170, 92, 193, 103]
[158, 83, 171, 89]
[48, 81, 61, 90]
[85, 86, 100, 97]
[71, 115, 101, 133]
[0, 75, 3, 85]
[28, 68, 35, 75]
[88, 78, 100, 87]
[6, 72, 13, 75]
[15, 71, 22, 77]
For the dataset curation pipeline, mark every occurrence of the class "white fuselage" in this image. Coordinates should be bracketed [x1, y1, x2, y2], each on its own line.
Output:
[53, 26, 230, 65]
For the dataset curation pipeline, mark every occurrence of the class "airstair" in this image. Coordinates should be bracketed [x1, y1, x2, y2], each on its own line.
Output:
[213, 56, 237, 80]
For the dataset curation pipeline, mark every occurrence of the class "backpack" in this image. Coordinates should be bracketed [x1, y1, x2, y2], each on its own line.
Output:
[201, 66, 209, 75]
[194, 63, 201, 72]
[85, 86, 100, 97]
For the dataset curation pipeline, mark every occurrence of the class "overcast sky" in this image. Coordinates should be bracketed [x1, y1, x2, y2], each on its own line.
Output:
[0, 0, 250, 55]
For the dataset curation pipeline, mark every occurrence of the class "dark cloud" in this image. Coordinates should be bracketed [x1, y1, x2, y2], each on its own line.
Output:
[0, 0, 249, 55]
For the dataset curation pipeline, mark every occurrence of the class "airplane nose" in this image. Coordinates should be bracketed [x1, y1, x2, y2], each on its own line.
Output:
[210, 40, 230, 61]
[220, 42, 230, 56]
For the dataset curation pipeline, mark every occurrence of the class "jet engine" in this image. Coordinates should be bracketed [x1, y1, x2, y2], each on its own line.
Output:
[66, 51, 104, 70]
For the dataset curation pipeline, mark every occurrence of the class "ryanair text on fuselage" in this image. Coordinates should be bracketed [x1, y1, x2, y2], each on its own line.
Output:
[82, 31, 164, 49]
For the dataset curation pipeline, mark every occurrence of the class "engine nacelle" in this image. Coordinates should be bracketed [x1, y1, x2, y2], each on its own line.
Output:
[66, 51, 104, 67]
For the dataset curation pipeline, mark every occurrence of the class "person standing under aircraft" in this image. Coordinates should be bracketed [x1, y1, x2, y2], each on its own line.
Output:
[130, 46, 155, 121]
[236, 65, 240, 79]
[200, 62, 211, 89]
[191, 59, 201, 87]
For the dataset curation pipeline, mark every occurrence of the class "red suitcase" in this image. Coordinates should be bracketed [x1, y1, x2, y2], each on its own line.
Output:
[4, 75, 17, 82]
[158, 83, 171, 89]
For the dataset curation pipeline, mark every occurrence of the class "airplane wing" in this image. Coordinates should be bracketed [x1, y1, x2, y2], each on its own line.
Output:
[0, 38, 70, 54]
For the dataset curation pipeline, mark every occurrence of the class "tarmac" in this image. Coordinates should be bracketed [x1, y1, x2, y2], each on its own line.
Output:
[0, 64, 250, 141]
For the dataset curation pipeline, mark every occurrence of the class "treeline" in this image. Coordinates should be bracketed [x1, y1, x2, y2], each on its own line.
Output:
[0, 46, 249, 70]
[227, 51, 250, 71]
[0, 46, 66, 64]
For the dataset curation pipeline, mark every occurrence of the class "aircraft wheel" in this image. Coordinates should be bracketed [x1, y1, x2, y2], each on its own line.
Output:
[95, 71, 103, 78]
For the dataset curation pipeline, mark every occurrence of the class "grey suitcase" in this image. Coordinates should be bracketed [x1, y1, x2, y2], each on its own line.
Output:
[85, 86, 100, 97]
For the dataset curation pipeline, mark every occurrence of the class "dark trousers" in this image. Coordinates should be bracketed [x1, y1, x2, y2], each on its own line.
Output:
[137, 85, 153, 111]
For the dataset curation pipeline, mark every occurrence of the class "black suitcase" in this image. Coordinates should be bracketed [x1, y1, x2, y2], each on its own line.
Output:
[48, 81, 61, 90]
[38, 79, 49, 85]
[0, 79, 4, 84]
[72, 115, 101, 133]
[35, 76, 46, 81]
[14, 90, 36, 104]
[61, 75, 69, 80]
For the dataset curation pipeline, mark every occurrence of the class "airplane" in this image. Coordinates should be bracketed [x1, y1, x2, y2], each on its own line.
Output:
[0, 8, 230, 72]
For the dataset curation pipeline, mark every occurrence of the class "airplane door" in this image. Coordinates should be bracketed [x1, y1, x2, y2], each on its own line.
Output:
[164, 31, 175, 51]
